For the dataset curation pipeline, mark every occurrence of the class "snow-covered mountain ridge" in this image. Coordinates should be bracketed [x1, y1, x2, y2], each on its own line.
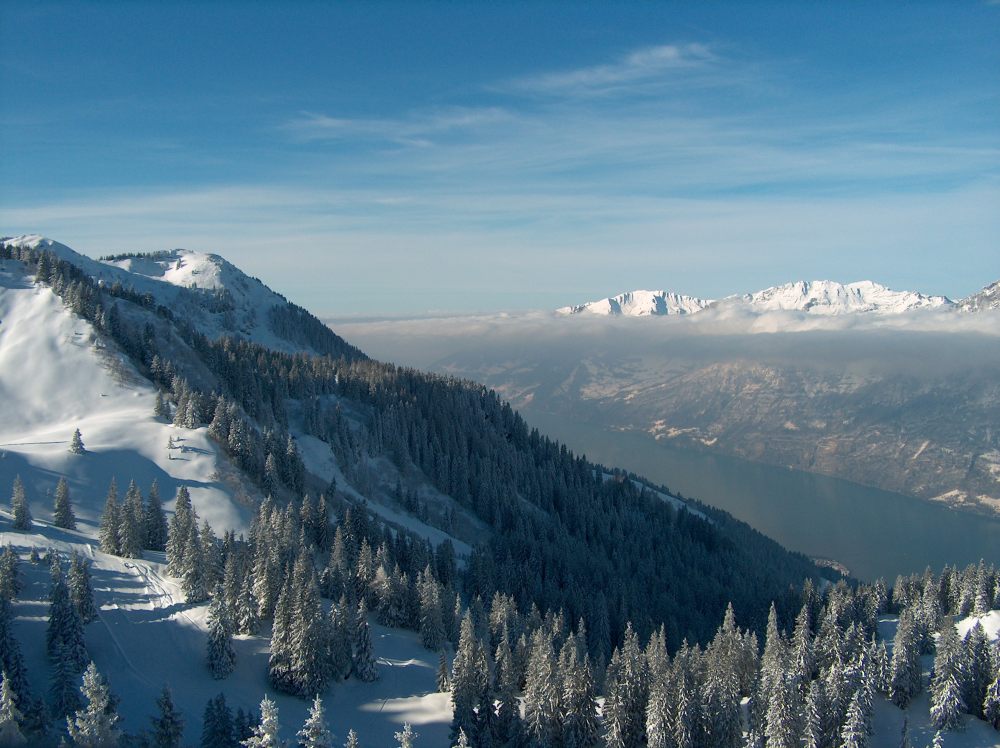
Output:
[560, 278, 996, 317]
[3, 235, 363, 360]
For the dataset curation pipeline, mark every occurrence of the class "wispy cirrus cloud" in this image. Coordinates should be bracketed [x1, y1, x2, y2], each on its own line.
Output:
[281, 106, 513, 145]
[505, 43, 717, 96]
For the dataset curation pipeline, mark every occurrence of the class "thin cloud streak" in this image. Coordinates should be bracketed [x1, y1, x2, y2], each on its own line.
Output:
[281, 107, 513, 145]
[505, 43, 717, 96]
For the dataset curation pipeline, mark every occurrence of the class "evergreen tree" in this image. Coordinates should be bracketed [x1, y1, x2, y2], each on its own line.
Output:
[451, 728, 469, 748]
[418, 568, 445, 651]
[47, 558, 88, 672]
[764, 674, 797, 748]
[0, 600, 29, 714]
[839, 691, 867, 748]
[69, 428, 85, 455]
[149, 687, 184, 748]
[562, 648, 599, 748]
[603, 624, 647, 748]
[201, 693, 236, 748]
[985, 670, 1000, 729]
[242, 695, 282, 748]
[0, 546, 21, 601]
[297, 696, 332, 748]
[449, 612, 485, 744]
[344, 729, 360, 748]
[207, 587, 236, 679]
[436, 653, 450, 693]
[524, 627, 560, 747]
[236, 573, 261, 636]
[801, 679, 825, 748]
[394, 723, 418, 748]
[154, 391, 169, 419]
[182, 524, 208, 603]
[66, 662, 120, 748]
[325, 595, 352, 682]
[143, 481, 169, 552]
[889, 611, 922, 708]
[9, 477, 31, 533]
[288, 559, 329, 697]
[0, 671, 25, 747]
[930, 622, 966, 731]
[53, 478, 77, 530]
[49, 645, 83, 720]
[119, 480, 145, 558]
[68, 552, 99, 624]
[352, 601, 379, 683]
[930, 672, 965, 731]
[963, 621, 991, 719]
[98, 480, 121, 556]
[166, 486, 194, 576]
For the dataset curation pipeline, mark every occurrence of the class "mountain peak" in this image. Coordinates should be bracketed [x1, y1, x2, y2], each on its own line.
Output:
[958, 279, 1000, 312]
[557, 288, 713, 317]
[558, 278, 957, 317]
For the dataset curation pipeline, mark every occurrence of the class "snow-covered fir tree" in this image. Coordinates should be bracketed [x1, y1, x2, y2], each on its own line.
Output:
[296, 695, 332, 748]
[435, 651, 451, 693]
[394, 722, 418, 748]
[181, 523, 208, 603]
[523, 626, 561, 747]
[449, 612, 485, 744]
[839, 690, 868, 748]
[119, 479, 145, 558]
[207, 586, 236, 679]
[49, 644, 83, 720]
[352, 600, 379, 683]
[149, 686, 184, 748]
[144, 480, 169, 552]
[9, 477, 31, 533]
[201, 692, 236, 748]
[69, 428, 85, 455]
[603, 623, 648, 748]
[46, 556, 88, 672]
[344, 728, 360, 748]
[166, 486, 195, 576]
[98, 479, 121, 556]
[0, 546, 21, 601]
[242, 695, 282, 748]
[0, 671, 25, 746]
[53, 477, 76, 530]
[930, 620, 967, 730]
[66, 662, 120, 748]
[68, 551, 98, 624]
[985, 670, 1000, 729]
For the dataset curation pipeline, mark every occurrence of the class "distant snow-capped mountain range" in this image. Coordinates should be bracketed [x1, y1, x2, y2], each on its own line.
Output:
[558, 278, 999, 317]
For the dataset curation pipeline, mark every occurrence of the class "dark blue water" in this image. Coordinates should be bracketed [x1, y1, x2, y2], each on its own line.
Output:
[524, 411, 1000, 582]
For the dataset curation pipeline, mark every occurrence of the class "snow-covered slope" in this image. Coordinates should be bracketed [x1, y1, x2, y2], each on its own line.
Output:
[559, 279, 956, 317]
[557, 289, 712, 316]
[959, 280, 1000, 312]
[0, 517, 451, 746]
[2, 235, 360, 359]
[0, 256, 245, 532]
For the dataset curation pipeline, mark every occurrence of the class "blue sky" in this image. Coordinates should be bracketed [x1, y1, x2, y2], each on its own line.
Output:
[2, 1, 998, 315]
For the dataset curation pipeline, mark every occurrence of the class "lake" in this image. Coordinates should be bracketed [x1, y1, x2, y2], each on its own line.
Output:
[523, 410, 1000, 583]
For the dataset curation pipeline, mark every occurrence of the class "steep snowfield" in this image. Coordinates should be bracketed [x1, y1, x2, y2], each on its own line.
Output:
[0, 517, 451, 746]
[557, 289, 712, 316]
[559, 279, 956, 317]
[0, 257, 245, 532]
